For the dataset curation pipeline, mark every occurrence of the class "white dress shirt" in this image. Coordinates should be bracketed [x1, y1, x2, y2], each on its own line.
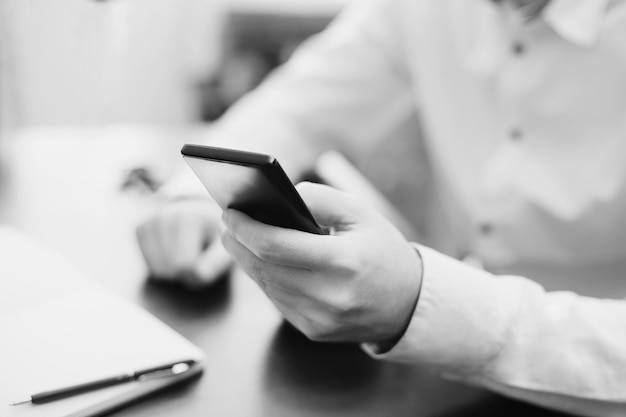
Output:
[205, 0, 626, 415]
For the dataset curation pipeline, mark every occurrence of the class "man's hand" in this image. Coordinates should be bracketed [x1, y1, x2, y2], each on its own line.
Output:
[136, 199, 232, 288]
[221, 182, 423, 344]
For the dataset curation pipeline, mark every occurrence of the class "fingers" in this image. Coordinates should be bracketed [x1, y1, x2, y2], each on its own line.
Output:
[295, 182, 366, 230]
[221, 229, 316, 293]
[141, 215, 204, 278]
[220, 181, 424, 344]
[162, 214, 209, 275]
[222, 228, 358, 343]
[136, 199, 230, 285]
[221, 183, 372, 270]
[222, 209, 344, 270]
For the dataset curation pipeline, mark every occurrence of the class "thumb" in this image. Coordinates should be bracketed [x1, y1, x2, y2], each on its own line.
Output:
[295, 182, 365, 228]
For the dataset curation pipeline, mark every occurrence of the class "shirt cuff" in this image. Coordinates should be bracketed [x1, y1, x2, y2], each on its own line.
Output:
[362, 243, 424, 355]
[363, 245, 524, 375]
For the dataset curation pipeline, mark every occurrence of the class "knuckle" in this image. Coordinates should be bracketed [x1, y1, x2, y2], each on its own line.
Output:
[247, 257, 268, 282]
[333, 250, 361, 276]
[326, 289, 357, 318]
[252, 238, 278, 262]
[305, 330, 325, 343]
[303, 323, 328, 342]
[302, 316, 340, 343]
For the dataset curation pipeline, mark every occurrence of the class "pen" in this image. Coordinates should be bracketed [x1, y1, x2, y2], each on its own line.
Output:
[8, 359, 196, 406]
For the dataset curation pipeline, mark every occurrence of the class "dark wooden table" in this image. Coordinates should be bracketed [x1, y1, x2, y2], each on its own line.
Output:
[0, 126, 566, 417]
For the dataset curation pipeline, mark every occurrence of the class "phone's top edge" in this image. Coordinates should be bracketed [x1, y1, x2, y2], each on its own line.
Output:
[181, 144, 276, 166]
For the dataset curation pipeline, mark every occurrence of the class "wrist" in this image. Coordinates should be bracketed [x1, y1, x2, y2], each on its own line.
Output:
[367, 243, 424, 354]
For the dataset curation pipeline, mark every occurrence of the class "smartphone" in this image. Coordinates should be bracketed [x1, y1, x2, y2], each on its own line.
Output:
[181, 144, 327, 235]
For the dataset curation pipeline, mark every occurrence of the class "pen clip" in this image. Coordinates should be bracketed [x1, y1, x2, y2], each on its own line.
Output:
[136, 362, 192, 382]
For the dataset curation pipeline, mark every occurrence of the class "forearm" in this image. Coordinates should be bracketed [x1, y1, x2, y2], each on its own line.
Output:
[368, 245, 626, 416]
[195, 0, 411, 181]
[200, 92, 322, 182]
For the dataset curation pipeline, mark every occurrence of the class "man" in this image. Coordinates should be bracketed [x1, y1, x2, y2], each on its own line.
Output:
[137, 0, 626, 415]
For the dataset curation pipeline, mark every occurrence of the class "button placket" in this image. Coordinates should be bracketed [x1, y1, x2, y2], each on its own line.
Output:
[506, 23, 528, 145]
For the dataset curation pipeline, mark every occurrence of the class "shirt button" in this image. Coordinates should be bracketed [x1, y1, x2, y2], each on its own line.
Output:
[479, 223, 494, 235]
[512, 42, 525, 55]
[510, 127, 523, 141]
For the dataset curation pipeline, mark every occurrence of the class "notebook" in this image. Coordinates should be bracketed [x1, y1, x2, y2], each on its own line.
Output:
[0, 226, 204, 417]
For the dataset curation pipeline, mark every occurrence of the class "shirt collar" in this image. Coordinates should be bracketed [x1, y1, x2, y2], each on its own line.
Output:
[542, 0, 611, 46]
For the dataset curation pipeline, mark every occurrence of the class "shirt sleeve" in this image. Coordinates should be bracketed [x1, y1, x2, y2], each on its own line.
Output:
[199, 0, 415, 179]
[364, 245, 626, 417]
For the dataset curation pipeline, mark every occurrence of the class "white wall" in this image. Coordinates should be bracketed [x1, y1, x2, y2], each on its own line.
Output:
[0, 0, 224, 127]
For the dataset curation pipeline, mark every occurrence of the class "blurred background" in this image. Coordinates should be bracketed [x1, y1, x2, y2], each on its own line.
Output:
[0, 0, 431, 238]
[0, 0, 345, 126]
